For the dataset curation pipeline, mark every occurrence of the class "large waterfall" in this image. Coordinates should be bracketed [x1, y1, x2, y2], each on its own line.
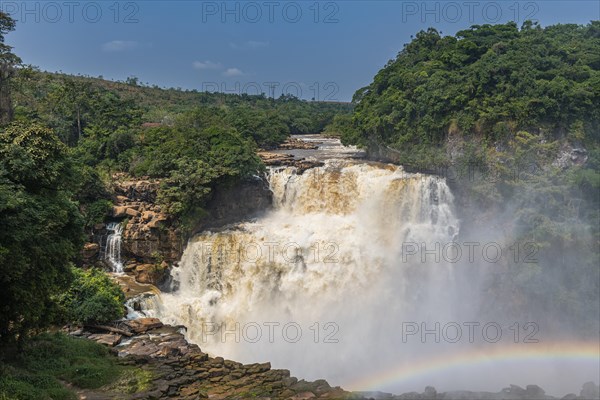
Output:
[142, 157, 599, 395]
[128, 130, 599, 396]
[145, 160, 476, 388]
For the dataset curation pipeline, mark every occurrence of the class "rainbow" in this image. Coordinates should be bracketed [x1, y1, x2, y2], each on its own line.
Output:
[347, 341, 600, 392]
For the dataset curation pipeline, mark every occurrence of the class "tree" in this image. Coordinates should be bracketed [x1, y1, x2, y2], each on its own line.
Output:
[0, 122, 84, 346]
[0, 12, 21, 125]
[45, 78, 95, 145]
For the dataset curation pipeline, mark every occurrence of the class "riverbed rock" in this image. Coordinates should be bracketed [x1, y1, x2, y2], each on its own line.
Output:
[258, 151, 324, 173]
[122, 317, 163, 333]
[112, 205, 128, 218]
[82, 242, 100, 260]
[134, 263, 167, 285]
[88, 333, 122, 347]
[277, 137, 320, 150]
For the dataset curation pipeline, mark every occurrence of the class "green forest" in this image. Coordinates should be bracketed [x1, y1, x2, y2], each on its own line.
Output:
[341, 21, 599, 334]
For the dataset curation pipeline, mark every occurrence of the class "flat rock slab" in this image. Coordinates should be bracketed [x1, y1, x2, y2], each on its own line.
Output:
[122, 317, 163, 333]
[88, 333, 122, 347]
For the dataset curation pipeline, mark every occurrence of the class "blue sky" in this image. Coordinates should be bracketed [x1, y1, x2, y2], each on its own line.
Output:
[2, 0, 599, 101]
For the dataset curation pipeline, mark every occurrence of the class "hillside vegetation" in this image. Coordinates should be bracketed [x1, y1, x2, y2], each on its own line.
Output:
[344, 21, 598, 153]
[338, 21, 599, 335]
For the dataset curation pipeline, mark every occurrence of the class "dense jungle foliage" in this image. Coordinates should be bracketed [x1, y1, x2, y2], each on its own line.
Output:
[339, 21, 600, 335]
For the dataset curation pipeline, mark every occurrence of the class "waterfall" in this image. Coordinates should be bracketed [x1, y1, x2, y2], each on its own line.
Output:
[138, 159, 599, 395]
[124, 146, 600, 396]
[143, 160, 466, 385]
[105, 222, 124, 274]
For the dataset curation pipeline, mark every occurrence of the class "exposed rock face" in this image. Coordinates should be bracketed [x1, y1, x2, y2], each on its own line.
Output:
[111, 174, 274, 262]
[553, 143, 588, 169]
[87, 174, 274, 286]
[192, 177, 273, 235]
[82, 242, 100, 262]
[112, 177, 181, 265]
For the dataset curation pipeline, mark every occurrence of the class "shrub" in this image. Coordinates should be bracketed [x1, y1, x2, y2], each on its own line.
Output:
[57, 268, 125, 325]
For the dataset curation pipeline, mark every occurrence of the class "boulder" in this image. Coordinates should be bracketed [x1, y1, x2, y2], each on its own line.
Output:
[134, 263, 166, 285]
[245, 362, 271, 374]
[88, 333, 122, 347]
[82, 242, 100, 260]
[135, 264, 155, 283]
[116, 195, 129, 204]
[125, 207, 140, 217]
[141, 211, 156, 222]
[123, 317, 164, 333]
[112, 206, 128, 218]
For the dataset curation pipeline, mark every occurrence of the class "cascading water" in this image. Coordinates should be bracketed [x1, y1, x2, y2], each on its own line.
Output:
[105, 222, 124, 274]
[133, 130, 599, 396]
[140, 153, 599, 396]
[143, 160, 472, 387]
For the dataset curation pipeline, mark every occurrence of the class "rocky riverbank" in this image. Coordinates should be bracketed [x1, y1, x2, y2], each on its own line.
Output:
[69, 318, 350, 399]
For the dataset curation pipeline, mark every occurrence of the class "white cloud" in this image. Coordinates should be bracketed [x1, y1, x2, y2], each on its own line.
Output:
[192, 60, 222, 70]
[102, 40, 138, 52]
[223, 67, 244, 77]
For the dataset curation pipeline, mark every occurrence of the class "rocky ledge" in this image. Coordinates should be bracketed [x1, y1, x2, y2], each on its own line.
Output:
[258, 152, 323, 174]
[70, 318, 349, 399]
[276, 137, 320, 150]
[257, 136, 325, 174]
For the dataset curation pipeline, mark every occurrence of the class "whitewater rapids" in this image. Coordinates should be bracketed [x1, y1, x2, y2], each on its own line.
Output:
[142, 158, 599, 396]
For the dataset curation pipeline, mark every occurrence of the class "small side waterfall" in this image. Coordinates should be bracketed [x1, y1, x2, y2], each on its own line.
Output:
[105, 222, 124, 273]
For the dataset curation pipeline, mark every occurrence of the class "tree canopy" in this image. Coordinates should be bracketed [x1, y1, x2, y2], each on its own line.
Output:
[0, 122, 84, 344]
[346, 21, 599, 153]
